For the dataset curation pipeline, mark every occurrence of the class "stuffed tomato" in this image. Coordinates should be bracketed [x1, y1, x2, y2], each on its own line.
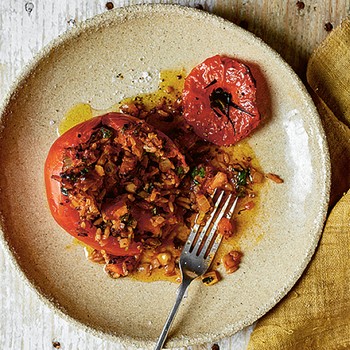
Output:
[45, 113, 189, 259]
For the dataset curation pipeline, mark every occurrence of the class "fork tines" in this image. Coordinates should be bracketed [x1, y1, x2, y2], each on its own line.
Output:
[185, 189, 238, 262]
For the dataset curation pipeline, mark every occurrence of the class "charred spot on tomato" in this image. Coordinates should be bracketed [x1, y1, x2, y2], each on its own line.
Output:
[204, 79, 217, 89]
[210, 87, 254, 119]
[77, 231, 88, 237]
[210, 87, 231, 118]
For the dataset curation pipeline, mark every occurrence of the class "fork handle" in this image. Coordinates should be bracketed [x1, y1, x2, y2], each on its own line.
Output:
[154, 278, 192, 350]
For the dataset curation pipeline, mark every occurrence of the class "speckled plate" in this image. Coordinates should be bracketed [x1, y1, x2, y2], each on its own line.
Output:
[0, 4, 330, 349]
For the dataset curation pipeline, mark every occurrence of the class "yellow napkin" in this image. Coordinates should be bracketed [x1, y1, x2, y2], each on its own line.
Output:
[247, 18, 350, 350]
[248, 190, 350, 349]
[307, 19, 350, 129]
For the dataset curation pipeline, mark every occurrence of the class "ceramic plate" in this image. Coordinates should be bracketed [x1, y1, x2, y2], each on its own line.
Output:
[0, 4, 330, 349]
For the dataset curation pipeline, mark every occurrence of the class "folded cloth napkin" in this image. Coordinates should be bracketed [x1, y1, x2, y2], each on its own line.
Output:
[307, 19, 350, 129]
[247, 18, 350, 350]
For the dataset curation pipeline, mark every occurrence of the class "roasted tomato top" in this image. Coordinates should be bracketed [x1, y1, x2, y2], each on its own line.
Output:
[45, 112, 189, 257]
[182, 55, 261, 146]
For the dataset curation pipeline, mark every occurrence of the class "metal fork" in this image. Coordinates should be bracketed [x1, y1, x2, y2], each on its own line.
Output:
[154, 190, 238, 350]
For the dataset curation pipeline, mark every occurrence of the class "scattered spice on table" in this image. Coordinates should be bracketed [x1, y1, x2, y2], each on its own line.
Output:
[105, 2, 114, 10]
[324, 22, 333, 31]
[52, 341, 61, 349]
[24, 2, 34, 14]
[296, 1, 305, 10]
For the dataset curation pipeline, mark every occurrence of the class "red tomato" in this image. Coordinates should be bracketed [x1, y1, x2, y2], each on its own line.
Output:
[182, 55, 260, 146]
[45, 113, 187, 256]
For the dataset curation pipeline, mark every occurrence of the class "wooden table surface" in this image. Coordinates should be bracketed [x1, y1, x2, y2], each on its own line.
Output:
[0, 1, 349, 349]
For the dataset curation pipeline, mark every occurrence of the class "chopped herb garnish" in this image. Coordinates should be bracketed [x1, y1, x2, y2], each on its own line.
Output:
[80, 167, 89, 176]
[193, 179, 200, 185]
[191, 166, 205, 178]
[198, 167, 205, 177]
[237, 169, 250, 186]
[121, 123, 130, 134]
[100, 127, 113, 139]
[176, 166, 184, 176]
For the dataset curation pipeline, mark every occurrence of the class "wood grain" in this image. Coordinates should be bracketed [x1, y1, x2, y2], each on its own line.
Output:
[210, 0, 350, 78]
[0, 1, 349, 349]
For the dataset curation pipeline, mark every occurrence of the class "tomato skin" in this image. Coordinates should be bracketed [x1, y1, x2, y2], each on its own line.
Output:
[44, 113, 148, 256]
[182, 55, 261, 146]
